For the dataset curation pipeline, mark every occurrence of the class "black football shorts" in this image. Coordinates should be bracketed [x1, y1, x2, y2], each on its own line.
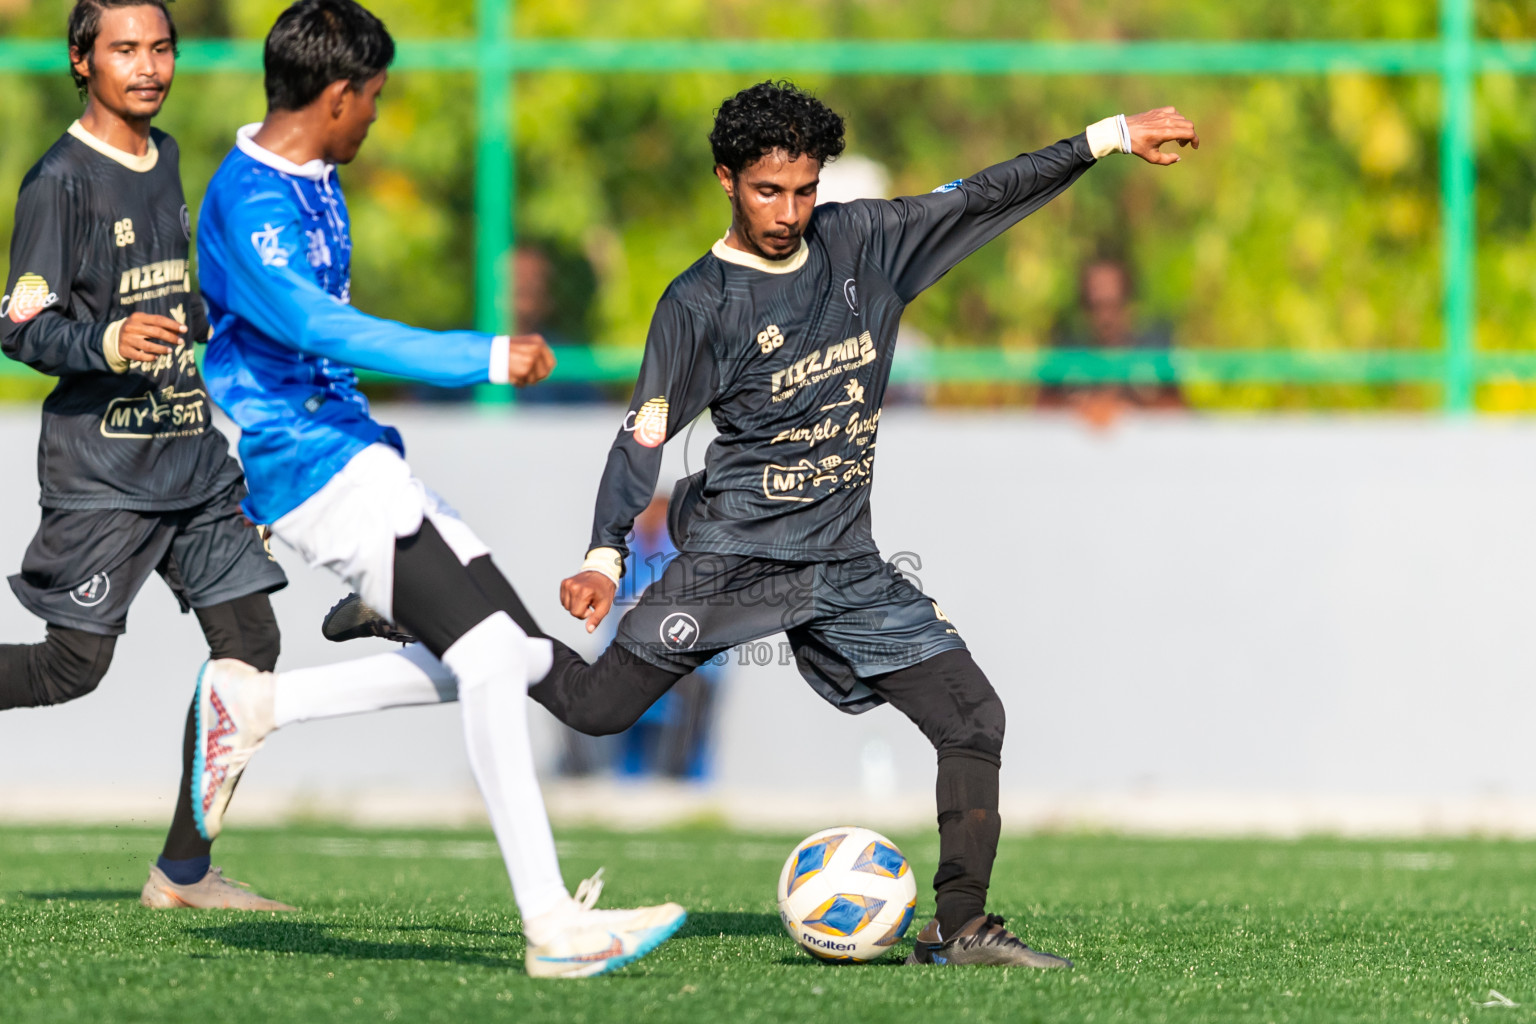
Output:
[8, 479, 288, 636]
[613, 551, 967, 713]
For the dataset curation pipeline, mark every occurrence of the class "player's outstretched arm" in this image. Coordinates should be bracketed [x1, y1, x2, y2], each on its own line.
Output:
[213, 191, 529, 387]
[1125, 107, 1200, 165]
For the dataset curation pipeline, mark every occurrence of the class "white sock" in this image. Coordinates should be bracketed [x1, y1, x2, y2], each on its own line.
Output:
[271, 644, 457, 729]
[445, 613, 570, 928]
[269, 636, 554, 728]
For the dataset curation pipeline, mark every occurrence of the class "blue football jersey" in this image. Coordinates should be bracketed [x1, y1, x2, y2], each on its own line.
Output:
[198, 125, 503, 524]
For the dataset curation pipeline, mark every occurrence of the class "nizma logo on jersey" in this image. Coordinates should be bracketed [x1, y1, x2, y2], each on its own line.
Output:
[770, 331, 877, 404]
[100, 386, 210, 439]
[119, 259, 192, 305]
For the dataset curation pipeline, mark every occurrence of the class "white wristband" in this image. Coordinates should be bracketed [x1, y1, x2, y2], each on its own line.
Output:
[1086, 116, 1127, 160]
[579, 547, 624, 585]
[103, 318, 128, 373]
[1117, 113, 1133, 154]
[488, 335, 511, 384]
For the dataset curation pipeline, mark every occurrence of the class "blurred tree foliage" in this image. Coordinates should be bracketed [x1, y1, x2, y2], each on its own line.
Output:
[1, 0, 1535, 410]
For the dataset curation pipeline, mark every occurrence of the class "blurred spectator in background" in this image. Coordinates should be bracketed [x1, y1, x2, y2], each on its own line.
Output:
[510, 245, 609, 405]
[1039, 256, 1183, 425]
[407, 243, 605, 404]
[558, 493, 723, 780]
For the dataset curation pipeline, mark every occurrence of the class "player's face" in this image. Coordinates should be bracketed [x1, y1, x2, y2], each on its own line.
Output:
[718, 150, 821, 260]
[327, 71, 387, 165]
[74, 5, 176, 122]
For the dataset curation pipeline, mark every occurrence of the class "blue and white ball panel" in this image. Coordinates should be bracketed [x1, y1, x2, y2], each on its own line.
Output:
[802, 893, 887, 936]
[777, 826, 920, 963]
[786, 831, 848, 897]
[852, 840, 909, 879]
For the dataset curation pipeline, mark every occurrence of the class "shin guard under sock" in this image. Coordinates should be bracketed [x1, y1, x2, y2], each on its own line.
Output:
[933, 749, 1002, 937]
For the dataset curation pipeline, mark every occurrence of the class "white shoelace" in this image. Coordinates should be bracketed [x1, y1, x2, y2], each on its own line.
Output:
[574, 867, 605, 910]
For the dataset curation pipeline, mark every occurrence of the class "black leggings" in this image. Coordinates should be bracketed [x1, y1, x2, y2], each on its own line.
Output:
[0, 625, 117, 710]
[529, 642, 1005, 933]
[161, 592, 282, 860]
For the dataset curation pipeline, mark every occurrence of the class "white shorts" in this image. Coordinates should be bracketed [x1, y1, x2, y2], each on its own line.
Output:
[271, 443, 490, 621]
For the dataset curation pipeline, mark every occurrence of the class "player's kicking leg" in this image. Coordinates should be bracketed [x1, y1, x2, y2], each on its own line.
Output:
[860, 650, 1070, 968]
[187, 445, 685, 976]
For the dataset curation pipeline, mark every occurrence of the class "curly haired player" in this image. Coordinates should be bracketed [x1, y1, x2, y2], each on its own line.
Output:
[543, 82, 1198, 967]
[320, 80, 1198, 967]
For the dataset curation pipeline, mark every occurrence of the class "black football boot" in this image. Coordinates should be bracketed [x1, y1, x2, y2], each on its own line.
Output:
[905, 914, 1072, 968]
[321, 592, 417, 644]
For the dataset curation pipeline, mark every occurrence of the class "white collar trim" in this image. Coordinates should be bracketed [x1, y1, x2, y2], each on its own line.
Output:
[235, 123, 331, 181]
[711, 233, 809, 274]
[67, 120, 158, 172]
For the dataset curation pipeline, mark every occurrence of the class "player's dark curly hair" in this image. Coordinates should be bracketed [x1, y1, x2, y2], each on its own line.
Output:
[68, 0, 179, 99]
[709, 81, 846, 176]
[264, 0, 394, 112]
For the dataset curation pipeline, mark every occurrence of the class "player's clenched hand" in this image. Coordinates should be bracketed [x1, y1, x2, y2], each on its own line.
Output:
[119, 312, 186, 361]
[561, 570, 617, 633]
[507, 334, 555, 386]
[1126, 107, 1200, 165]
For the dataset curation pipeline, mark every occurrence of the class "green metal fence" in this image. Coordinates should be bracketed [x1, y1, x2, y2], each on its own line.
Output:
[0, 0, 1525, 409]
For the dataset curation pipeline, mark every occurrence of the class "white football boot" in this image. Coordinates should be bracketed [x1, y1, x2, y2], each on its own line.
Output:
[193, 658, 276, 841]
[524, 870, 688, 979]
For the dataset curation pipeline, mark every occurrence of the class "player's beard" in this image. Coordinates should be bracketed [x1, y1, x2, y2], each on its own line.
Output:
[731, 191, 800, 261]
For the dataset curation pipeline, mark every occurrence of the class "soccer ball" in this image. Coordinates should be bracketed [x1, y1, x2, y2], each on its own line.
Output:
[777, 826, 918, 963]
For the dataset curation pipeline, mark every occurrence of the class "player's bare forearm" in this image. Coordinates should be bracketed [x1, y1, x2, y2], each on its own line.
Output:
[1126, 107, 1200, 165]
[560, 570, 616, 633]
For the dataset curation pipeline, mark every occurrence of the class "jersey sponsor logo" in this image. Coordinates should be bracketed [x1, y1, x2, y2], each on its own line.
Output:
[119, 259, 192, 305]
[113, 218, 136, 248]
[623, 396, 669, 448]
[1, 273, 57, 324]
[660, 612, 701, 651]
[770, 331, 877, 404]
[100, 386, 210, 439]
[769, 406, 881, 448]
[843, 278, 860, 316]
[819, 378, 865, 411]
[757, 324, 785, 355]
[251, 223, 290, 267]
[932, 179, 963, 194]
[762, 451, 874, 503]
[70, 572, 110, 608]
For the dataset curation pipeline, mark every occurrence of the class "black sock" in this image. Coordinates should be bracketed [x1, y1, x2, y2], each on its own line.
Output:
[159, 698, 214, 863]
[932, 750, 1001, 937]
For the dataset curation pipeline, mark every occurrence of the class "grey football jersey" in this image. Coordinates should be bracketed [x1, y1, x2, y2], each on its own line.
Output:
[590, 132, 1098, 563]
[1, 125, 239, 512]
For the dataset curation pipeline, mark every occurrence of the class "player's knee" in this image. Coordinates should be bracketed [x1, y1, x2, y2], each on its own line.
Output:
[197, 593, 281, 672]
[32, 627, 116, 706]
[238, 601, 282, 673]
[933, 652, 1006, 761]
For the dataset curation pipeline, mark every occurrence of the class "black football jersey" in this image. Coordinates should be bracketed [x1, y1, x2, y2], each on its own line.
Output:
[590, 132, 1098, 563]
[0, 124, 239, 511]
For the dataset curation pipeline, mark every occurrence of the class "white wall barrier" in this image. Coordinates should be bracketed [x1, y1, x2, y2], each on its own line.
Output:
[3, 406, 1536, 835]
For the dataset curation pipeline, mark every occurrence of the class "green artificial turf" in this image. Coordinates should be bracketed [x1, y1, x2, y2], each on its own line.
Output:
[2, 825, 1534, 1023]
